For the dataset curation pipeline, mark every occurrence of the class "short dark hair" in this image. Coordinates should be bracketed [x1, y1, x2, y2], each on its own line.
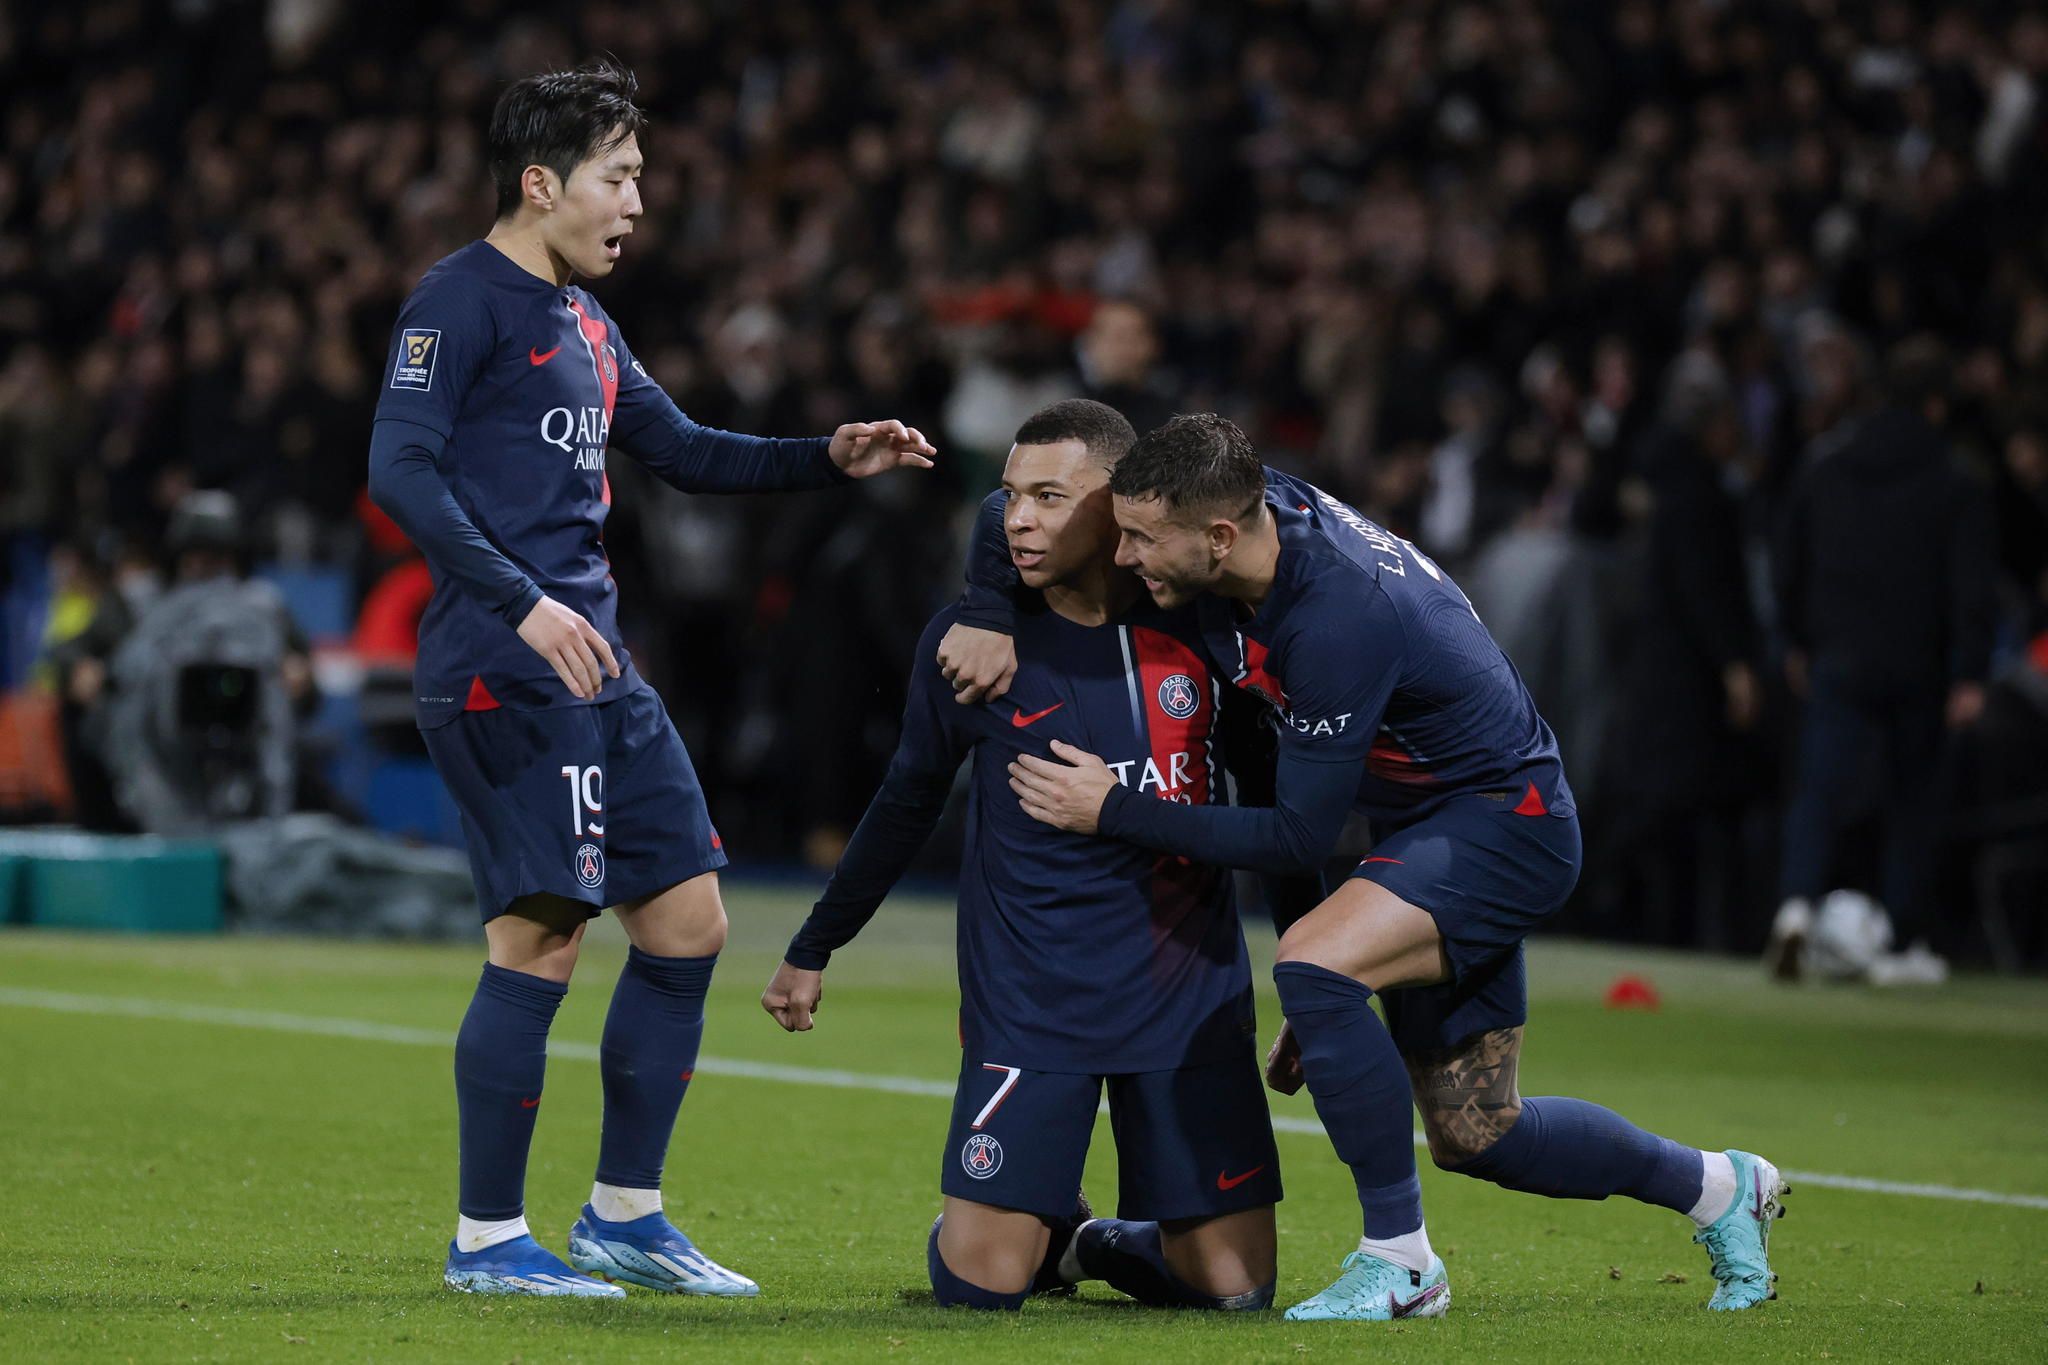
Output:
[1108, 413, 1265, 522]
[1013, 398, 1138, 466]
[488, 59, 647, 220]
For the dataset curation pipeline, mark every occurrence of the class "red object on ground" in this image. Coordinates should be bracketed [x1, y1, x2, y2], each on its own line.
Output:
[1604, 974, 1661, 1010]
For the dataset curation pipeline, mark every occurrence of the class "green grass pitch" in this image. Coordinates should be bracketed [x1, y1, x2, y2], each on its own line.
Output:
[2, 888, 2044, 1362]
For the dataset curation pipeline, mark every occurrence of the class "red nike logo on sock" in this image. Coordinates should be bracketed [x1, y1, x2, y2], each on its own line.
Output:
[520, 1097, 540, 1109]
[1216, 1165, 1266, 1190]
[1011, 702, 1064, 728]
[529, 345, 561, 366]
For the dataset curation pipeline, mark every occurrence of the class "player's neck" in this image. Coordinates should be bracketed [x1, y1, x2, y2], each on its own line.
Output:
[1215, 511, 1281, 609]
[484, 222, 573, 287]
[1044, 558, 1141, 627]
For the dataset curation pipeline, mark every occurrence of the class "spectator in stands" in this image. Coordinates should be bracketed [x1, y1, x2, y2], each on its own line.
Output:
[1768, 337, 1998, 982]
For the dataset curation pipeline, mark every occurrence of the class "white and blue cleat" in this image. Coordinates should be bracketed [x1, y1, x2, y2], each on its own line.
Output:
[567, 1205, 760, 1297]
[1284, 1249, 1451, 1322]
[444, 1233, 625, 1297]
[1695, 1149, 1788, 1310]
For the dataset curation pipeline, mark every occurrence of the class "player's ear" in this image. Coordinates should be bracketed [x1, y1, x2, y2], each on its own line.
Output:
[522, 163, 557, 213]
[1208, 516, 1240, 560]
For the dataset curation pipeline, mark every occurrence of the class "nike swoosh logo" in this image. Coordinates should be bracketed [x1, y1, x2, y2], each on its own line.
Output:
[520, 1097, 540, 1109]
[1363, 856, 1404, 865]
[1216, 1165, 1266, 1191]
[529, 346, 561, 366]
[1011, 702, 1064, 728]
[1390, 1281, 1447, 1318]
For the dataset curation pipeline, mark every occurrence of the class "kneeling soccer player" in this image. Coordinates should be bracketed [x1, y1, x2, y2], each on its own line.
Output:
[762, 400, 1282, 1311]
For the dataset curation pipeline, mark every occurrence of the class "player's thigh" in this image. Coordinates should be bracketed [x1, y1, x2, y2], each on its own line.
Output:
[422, 704, 615, 923]
[1158, 1205, 1277, 1299]
[614, 870, 726, 958]
[1274, 876, 1450, 992]
[484, 894, 594, 982]
[935, 1197, 1051, 1293]
[1305, 796, 1582, 993]
[1402, 1023, 1527, 1167]
[600, 688, 729, 921]
[940, 1060, 1097, 1222]
[1107, 1048, 1281, 1292]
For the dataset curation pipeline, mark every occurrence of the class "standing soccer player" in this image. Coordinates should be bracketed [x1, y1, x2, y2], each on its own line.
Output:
[366, 61, 934, 1298]
[992, 415, 1786, 1321]
[761, 401, 1283, 1313]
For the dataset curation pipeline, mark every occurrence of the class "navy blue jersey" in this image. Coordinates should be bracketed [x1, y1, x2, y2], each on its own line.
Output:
[788, 599, 1255, 1075]
[370, 241, 844, 727]
[1197, 468, 1573, 826]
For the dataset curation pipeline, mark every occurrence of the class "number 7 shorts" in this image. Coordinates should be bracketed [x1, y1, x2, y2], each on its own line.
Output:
[423, 684, 728, 922]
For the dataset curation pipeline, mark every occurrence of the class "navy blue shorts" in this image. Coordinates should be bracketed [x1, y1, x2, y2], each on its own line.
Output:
[939, 1048, 1283, 1222]
[422, 685, 727, 922]
[1350, 793, 1582, 1054]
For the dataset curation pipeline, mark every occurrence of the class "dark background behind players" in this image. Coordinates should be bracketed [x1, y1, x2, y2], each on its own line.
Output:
[1, 0, 2045, 964]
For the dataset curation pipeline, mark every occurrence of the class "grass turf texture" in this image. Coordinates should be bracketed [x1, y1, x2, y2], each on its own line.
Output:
[2, 889, 2044, 1362]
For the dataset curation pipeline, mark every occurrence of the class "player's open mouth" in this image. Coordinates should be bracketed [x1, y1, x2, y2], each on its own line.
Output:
[1012, 548, 1045, 570]
[1140, 575, 1164, 592]
[603, 236, 623, 259]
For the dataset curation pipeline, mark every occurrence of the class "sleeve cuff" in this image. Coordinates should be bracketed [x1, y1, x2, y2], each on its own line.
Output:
[784, 939, 832, 971]
[812, 437, 851, 485]
[496, 581, 544, 627]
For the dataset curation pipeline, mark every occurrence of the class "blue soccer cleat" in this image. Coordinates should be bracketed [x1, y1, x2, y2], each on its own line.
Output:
[1695, 1150, 1788, 1310]
[567, 1205, 760, 1296]
[1284, 1249, 1450, 1322]
[444, 1234, 625, 1297]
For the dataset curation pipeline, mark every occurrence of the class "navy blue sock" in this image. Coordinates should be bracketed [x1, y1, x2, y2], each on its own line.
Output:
[927, 1218, 1028, 1311]
[1074, 1219, 1274, 1310]
[1447, 1097, 1704, 1214]
[1273, 961, 1423, 1239]
[595, 946, 717, 1192]
[454, 963, 568, 1221]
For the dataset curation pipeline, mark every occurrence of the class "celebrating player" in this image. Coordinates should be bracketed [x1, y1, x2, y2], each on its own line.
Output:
[366, 60, 934, 1299]
[973, 414, 1785, 1321]
[761, 400, 1284, 1313]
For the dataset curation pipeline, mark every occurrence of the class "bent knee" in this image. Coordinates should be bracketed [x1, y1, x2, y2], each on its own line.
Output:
[1420, 1101, 1523, 1170]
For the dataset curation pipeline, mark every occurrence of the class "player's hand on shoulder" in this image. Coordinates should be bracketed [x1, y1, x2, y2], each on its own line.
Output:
[515, 595, 621, 700]
[761, 961, 824, 1033]
[1263, 1021, 1304, 1095]
[937, 623, 1017, 704]
[1009, 740, 1115, 834]
[828, 420, 937, 478]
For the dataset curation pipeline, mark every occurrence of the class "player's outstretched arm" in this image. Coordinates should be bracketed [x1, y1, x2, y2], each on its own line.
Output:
[1010, 739, 1360, 876]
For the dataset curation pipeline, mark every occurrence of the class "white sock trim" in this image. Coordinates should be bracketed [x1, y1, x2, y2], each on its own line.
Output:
[1688, 1151, 1738, 1227]
[1357, 1224, 1434, 1275]
[1058, 1219, 1099, 1285]
[456, 1214, 530, 1254]
[591, 1182, 663, 1223]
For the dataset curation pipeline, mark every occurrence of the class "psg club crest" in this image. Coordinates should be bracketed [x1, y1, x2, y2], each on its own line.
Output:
[1157, 673, 1200, 720]
[575, 842, 605, 890]
[960, 1133, 1003, 1180]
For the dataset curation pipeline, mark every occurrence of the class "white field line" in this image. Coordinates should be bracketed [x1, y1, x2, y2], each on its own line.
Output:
[4, 985, 2045, 1214]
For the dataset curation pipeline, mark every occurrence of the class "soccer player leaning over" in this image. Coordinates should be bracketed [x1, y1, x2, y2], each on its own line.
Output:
[762, 401, 1287, 1313]
[964, 415, 1786, 1321]
[366, 61, 934, 1299]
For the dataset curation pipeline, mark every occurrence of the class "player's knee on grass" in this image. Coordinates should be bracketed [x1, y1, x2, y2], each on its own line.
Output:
[928, 1212, 1036, 1309]
[1161, 1207, 1278, 1303]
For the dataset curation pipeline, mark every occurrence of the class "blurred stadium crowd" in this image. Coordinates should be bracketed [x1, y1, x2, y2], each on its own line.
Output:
[1, 0, 2045, 964]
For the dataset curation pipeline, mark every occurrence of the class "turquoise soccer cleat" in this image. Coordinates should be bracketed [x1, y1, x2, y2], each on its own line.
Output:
[444, 1234, 625, 1297]
[1695, 1150, 1788, 1310]
[1283, 1249, 1450, 1322]
[567, 1205, 760, 1296]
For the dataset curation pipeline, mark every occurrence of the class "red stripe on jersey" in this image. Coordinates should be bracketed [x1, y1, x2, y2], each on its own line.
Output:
[1130, 626, 1214, 806]
[1239, 636, 1286, 710]
[1512, 780, 1548, 816]
[1367, 732, 1437, 785]
[564, 298, 619, 422]
[463, 674, 501, 711]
